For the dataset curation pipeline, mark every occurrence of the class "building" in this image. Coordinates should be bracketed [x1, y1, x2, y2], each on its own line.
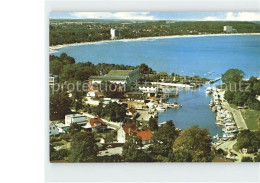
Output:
[117, 123, 153, 144]
[110, 28, 119, 40]
[55, 123, 69, 133]
[65, 114, 87, 126]
[49, 75, 58, 86]
[82, 118, 107, 133]
[223, 26, 233, 33]
[89, 69, 141, 91]
[49, 122, 59, 136]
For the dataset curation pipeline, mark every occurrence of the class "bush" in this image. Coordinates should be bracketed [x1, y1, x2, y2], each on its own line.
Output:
[241, 157, 253, 162]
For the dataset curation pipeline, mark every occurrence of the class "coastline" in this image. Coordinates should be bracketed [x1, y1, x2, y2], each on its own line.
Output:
[49, 33, 260, 53]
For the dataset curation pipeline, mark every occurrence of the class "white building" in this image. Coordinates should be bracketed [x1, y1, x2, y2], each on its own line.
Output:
[49, 122, 59, 136]
[110, 28, 119, 40]
[65, 114, 87, 126]
[223, 26, 233, 33]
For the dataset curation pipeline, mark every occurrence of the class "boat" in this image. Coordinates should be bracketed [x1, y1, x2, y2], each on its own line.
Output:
[156, 106, 167, 112]
[170, 102, 182, 108]
[222, 133, 235, 139]
[205, 87, 212, 94]
[209, 99, 214, 107]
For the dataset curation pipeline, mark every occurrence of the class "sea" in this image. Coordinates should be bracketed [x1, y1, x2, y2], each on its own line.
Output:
[51, 35, 260, 137]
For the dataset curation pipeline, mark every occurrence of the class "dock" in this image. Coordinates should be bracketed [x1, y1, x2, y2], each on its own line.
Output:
[209, 77, 221, 83]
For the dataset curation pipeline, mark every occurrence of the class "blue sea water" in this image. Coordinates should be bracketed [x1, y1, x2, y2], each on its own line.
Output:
[52, 35, 260, 79]
[51, 35, 260, 137]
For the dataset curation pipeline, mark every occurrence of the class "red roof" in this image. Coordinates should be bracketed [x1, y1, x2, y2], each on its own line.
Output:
[89, 118, 105, 128]
[127, 107, 136, 115]
[123, 123, 137, 134]
[136, 129, 152, 141]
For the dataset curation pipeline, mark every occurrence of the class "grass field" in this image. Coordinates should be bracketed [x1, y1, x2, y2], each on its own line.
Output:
[229, 104, 260, 130]
[241, 109, 260, 131]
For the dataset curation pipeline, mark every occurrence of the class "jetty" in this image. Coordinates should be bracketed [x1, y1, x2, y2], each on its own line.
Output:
[209, 77, 221, 83]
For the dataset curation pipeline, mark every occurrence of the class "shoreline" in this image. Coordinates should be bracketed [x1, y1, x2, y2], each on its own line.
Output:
[49, 33, 260, 53]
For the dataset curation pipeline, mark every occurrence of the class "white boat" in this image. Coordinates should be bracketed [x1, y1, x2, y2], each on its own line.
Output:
[156, 106, 167, 112]
[170, 102, 182, 108]
[222, 133, 235, 138]
[205, 87, 212, 94]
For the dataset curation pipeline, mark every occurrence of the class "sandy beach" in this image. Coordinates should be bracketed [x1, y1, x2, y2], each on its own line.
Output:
[49, 33, 260, 53]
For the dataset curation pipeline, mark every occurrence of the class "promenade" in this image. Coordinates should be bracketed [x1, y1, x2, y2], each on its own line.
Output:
[219, 92, 248, 130]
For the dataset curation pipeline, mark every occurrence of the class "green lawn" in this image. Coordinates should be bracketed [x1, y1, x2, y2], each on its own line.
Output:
[229, 104, 260, 131]
[241, 109, 260, 131]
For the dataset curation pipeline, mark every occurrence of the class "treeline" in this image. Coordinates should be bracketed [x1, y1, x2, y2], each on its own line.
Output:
[51, 121, 215, 162]
[221, 69, 260, 110]
[50, 53, 153, 82]
[50, 20, 260, 46]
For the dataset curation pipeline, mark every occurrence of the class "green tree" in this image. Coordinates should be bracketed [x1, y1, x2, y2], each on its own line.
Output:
[224, 91, 235, 103]
[172, 126, 213, 162]
[241, 157, 253, 162]
[139, 63, 152, 74]
[254, 154, 260, 162]
[69, 132, 97, 162]
[50, 60, 63, 75]
[122, 135, 151, 162]
[151, 120, 178, 161]
[222, 69, 245, 84]
[148, 117, 158, 131]
[68, 123, 81, 136]
[50, 91, 72, 120]
[252, 83, 260, 95]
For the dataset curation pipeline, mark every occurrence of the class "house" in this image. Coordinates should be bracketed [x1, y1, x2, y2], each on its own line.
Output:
[223, 25, 233, 33]
[110, 28, 119, 40]
[55, 123, 69, 133]
[49, 122, 69, 136]
[65, 114, 87, 126]
[126, 107, 137, 117]
[117, 123, 137, 143]
[136, 129, 153, 144]
[82, 118, 107, 133]
[89, 69, 141, 91]
[49, 75, 58, 86]
[117, 123, 153, 144]
[49, 122, 59, 136]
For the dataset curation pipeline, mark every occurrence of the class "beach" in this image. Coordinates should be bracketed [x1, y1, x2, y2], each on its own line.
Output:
[49, 33, 260, 53]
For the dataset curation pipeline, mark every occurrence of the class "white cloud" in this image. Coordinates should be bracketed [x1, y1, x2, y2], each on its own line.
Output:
[71, 12, 154, 20]
[204, 12, 260, 21]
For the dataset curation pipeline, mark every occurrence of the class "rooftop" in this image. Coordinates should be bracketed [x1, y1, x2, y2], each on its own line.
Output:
[136, 129, 153, 141]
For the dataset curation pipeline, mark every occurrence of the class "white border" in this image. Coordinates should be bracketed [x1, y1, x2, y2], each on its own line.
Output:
[45, 0, 260, 182]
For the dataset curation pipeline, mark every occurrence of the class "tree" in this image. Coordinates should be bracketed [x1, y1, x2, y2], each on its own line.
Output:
[139, 63, 152, 74]
[222, 69, 245, 84]
[122, 135, 151, 162]
[151, 120, 178, 161]
[148, 117, 158, 131]
[69, 132, 97, 162]
[68, 123, 80, 136]
[233, 92, 250, 106]
[224, 91, 235, 103]
[60, 52, 75, 64]
[50, 60, 63, 75]
[254, 154, 260, 162]
[172, 126, 213, 162]
[50, 91, 72, 120]
[253, 83, 260, 95]
[241, 157, 253, 162]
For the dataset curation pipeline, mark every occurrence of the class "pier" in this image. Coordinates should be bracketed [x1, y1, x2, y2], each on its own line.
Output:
[209, 77, 221, 83]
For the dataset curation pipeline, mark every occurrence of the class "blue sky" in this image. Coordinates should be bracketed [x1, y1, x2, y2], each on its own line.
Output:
[50, 12, 260, 21]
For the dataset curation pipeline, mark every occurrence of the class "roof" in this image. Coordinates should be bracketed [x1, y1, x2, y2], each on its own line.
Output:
[136, 129, 152, 141]
[65, 114, 86, 118]
[123, 123, 137, 134]
[127, 107, 136, 114]
[89, 69, 140, 81]
[107, 70, 134, 77]
[55, 123, 66, 128]
[89, 118, 105, 128]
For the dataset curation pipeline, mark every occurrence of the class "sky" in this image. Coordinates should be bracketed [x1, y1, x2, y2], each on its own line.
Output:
[50, 12, 260, 21]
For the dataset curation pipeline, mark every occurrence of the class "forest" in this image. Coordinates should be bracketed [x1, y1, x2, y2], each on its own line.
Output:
[49, 20, 260, 45]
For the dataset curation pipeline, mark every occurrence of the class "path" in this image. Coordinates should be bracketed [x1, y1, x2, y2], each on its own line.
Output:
[219, 91, 248, 130]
